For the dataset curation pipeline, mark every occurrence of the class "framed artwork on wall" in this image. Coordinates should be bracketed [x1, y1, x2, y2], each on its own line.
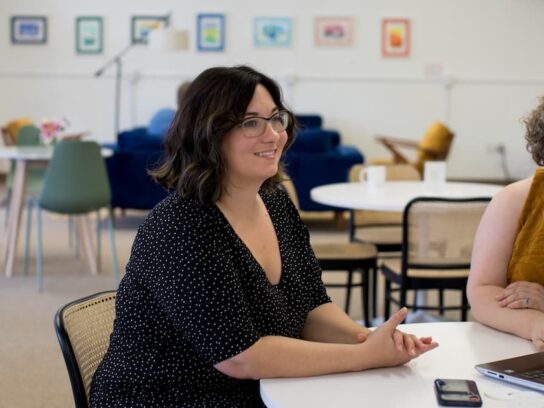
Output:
[76, 16, 103, 54]
[314, 17, 353, 46]
[10, 16, 47, 44]
[254, 17, 292, 47]
[131, 15, 169, 44]
[197, 13, 225, 51]
[382, 18, 410, 57]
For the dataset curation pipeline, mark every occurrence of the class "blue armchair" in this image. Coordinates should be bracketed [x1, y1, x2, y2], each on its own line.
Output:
[104, 128, 169, 211]
[285, 115, 364, 212]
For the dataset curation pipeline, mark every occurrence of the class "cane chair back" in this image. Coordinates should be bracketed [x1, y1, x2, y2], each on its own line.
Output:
[348, 164, 420, 251]
[404, 199, 486, 268]
[381, 197, 490, 321]
[54, 291, 116, 408]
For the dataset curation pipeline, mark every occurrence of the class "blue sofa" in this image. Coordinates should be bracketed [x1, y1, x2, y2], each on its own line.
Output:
[104, 128, 169, 211]
[105, 114, 363, 212]
[285, 115, 364, 212]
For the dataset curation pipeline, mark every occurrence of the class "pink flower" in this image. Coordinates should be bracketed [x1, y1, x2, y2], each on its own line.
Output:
[39, 117, 69, 145]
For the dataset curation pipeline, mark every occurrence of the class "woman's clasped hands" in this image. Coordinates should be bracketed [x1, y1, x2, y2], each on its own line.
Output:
[496, 281, 544, 350]
[356, 308, 439, 368]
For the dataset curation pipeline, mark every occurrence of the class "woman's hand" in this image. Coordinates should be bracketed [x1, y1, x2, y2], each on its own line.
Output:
[392, 330, 435, 357]
[496, 281, 544, 312]
[530, 316, 544, 351]
[362, 308, 439, 368]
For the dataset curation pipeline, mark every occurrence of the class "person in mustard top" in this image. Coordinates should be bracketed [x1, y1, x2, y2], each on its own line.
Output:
[468, 97, 544, 351]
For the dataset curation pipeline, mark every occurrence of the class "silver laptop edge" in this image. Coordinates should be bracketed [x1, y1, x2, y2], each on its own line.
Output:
[475, 366, 544, 392]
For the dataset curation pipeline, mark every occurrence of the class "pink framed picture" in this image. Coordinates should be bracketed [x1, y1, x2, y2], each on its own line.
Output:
[382, 18, 410, 57]
[314, 17, 353, 46]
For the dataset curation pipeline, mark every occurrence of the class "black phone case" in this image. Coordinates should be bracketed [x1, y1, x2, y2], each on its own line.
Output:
[434, 379, 482, 407]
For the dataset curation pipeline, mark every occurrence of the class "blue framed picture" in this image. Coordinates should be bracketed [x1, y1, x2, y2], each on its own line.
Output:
[254, 17, 292, 47]
[197, 13, 225, 52]
[11, 16, 47, 44]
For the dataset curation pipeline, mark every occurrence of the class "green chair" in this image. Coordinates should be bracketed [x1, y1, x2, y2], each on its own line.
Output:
[4, 125, 47, 275]
[5, 125, 42, 221]
[34, 141, 119, 291]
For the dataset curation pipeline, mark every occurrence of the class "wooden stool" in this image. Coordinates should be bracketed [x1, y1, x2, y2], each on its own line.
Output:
[313, 242, 378, 325]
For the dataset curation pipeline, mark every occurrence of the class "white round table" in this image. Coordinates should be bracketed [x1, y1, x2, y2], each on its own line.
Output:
[261, 322, 542, 407]
[310, 181, 503, 212]
[0, 146, 112, 277]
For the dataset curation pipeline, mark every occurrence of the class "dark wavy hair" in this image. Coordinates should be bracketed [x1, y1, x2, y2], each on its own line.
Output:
[524, 96, 544, 166]
[150, 65, 296, 204]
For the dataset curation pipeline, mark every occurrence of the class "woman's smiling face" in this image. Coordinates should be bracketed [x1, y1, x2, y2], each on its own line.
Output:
[221, 84, 288, 189]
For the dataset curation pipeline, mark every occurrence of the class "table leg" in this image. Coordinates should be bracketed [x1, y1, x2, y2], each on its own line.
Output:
[3, 159, 27, 277]
[76, 215, 98, 275]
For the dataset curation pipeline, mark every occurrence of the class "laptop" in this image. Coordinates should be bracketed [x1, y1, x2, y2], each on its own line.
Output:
[475, 352, 544, 392]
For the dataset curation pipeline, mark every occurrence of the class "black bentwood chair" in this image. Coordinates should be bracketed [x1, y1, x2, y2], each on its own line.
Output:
[381, 197, 490, 321]
[54, 291, 117, 408]
[347, 163, 421, 318]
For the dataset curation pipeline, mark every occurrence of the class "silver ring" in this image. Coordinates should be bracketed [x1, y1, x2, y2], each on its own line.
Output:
[524, 297, 529, 308]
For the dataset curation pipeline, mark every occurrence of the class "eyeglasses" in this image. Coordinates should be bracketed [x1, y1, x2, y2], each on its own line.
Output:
[237, 110, 290, 138]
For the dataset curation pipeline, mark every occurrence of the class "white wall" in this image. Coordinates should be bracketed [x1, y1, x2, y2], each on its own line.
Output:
[1, 0, 543, 179]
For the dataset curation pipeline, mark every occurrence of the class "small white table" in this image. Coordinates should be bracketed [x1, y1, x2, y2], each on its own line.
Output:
[260, 322, 542, 407]
[0, 146, 112, 277]
[310, 181, 503, 212]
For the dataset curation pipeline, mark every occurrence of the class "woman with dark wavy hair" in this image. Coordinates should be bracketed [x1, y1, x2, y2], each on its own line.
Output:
[90, 65, 437, 407]
[468, 96, 544, 351]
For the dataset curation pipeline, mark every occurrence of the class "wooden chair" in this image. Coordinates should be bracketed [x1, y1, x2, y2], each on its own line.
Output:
[313, 242, 377, 324]
[280, 179, 377, 323]
[1, 117, 33, 146]
[374, 122, 454, 176]
[54, 291, 117, 408]
[348, 164, 420, 318]
[381, 197, 490, 321]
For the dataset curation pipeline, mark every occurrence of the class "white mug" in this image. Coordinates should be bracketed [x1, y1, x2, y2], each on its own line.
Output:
[359, 165, 386, 189]
[424, 161, 447, 189]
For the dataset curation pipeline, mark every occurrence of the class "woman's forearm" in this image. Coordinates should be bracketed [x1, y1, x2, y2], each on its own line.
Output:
[301, 302, 370, 344]
[469, 285, 544, 340]
[215, 335, 369, 380]
[215, 308, 438, 380]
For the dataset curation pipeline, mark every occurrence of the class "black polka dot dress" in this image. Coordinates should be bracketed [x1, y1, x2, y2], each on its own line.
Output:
[90, 188, 331, 407]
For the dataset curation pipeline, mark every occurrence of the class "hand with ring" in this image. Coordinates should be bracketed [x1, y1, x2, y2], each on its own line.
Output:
[496, 281, 544, 312]
[530, 316, 544, 351]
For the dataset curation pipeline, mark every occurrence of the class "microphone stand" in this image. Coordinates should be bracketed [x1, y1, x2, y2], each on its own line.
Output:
[94, 43, 138, 136]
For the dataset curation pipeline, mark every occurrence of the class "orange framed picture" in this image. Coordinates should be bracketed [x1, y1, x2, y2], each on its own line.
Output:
[382, 18, 410, 57]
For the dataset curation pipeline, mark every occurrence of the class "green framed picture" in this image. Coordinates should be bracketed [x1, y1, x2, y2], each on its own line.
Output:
[76, 16, 103, 54]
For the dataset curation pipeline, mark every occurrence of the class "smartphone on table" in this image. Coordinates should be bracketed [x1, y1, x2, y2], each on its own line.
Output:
[434, 378, 482, 407]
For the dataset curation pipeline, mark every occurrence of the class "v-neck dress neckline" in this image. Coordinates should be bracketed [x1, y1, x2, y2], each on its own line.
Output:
[214, 191, 285, 287]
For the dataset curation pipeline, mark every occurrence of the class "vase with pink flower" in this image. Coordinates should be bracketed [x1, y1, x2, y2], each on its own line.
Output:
[39, 117, 70, 145]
